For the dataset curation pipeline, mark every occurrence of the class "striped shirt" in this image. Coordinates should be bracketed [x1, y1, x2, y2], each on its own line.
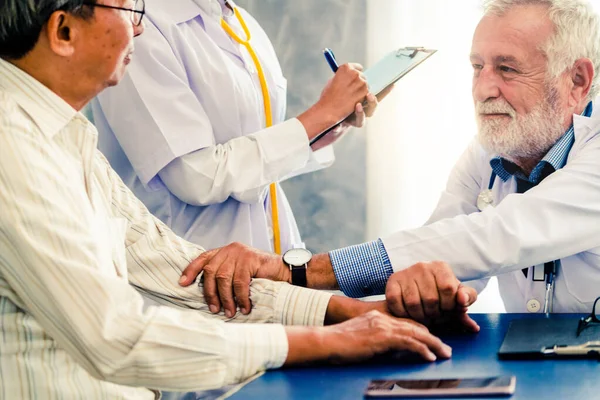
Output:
[0, 58, 332, 399]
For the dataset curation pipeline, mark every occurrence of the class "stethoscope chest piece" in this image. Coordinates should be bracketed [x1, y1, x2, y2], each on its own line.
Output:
[477, 189, 494, 211]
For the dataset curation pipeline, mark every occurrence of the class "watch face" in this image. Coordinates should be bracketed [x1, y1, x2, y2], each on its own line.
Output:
[283, 248, 312, 266]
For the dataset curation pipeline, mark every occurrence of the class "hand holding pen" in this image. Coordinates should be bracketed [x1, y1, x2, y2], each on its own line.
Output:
[323, 47, 395, 102]
[316, 50, 369, 118]
[322, 48, 375, 123]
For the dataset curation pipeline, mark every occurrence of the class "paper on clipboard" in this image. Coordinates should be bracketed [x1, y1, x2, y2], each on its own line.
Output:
[310, 47, 437, 146]
[364, 47, 436, 97]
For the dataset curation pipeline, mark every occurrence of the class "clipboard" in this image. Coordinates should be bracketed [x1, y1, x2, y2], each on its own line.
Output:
[498, 317, 600, 360]
[310, 47, 437, 146]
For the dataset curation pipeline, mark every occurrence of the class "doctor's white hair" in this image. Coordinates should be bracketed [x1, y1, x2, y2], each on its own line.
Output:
[483, 0, 600, 101]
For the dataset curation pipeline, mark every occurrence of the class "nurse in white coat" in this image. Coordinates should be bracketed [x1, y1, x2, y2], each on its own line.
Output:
[91, 0, 374, 256]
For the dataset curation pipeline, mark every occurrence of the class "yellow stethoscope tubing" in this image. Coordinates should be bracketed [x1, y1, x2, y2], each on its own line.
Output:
[220, 7, 282, 254]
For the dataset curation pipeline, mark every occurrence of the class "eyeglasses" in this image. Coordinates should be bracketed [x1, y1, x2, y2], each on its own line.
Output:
[82, 0, 145, 26]
[576, 297, 600, 337]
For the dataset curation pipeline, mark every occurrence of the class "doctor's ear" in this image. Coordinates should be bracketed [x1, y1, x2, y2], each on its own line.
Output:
[567, 58, 594, 108]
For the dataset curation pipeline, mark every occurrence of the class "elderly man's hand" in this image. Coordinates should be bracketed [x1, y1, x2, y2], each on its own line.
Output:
[286, 310, 452, 365]
[385, 261, 479, 332]
[178, 242, 290, 318]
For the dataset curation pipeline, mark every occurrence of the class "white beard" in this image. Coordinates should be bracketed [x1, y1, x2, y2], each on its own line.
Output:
[475, 88, 566, 160]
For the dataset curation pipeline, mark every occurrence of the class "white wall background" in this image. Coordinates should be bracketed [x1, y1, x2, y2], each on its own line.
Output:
[365, 0, 600, 312]
[366, 0, 481, 239]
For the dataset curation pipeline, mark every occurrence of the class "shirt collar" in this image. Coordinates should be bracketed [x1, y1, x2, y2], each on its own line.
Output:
[0, 58, 79, 138]
[164, 0, 235, 24]
[489, 101, 593, 185]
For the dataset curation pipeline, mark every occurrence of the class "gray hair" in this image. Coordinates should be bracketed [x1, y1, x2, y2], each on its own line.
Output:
[0, 0, 95, 60]
[483, 0, 600, 101]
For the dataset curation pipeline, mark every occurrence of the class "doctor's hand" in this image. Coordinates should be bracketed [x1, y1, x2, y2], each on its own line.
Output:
[178, 242, 289, 318]
[385, 261, 480, 333]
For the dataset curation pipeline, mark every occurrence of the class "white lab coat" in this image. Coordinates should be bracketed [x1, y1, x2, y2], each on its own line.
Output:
[381, 105, 600, 313]
[90, 0, 333, 252]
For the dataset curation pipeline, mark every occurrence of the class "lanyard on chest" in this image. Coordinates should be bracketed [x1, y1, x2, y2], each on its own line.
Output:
[221, 6, 282, 254]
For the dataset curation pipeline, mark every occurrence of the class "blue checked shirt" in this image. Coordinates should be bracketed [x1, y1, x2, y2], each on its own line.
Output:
[491, 101, 593, 190]
[489, 126, 574, 192]
[329, 239, 393, 298]
[329, 102, 593, 298]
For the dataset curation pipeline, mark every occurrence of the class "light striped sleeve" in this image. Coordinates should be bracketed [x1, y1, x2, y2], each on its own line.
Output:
[94, 150, 333, 326]
[0, 110, 328, 392]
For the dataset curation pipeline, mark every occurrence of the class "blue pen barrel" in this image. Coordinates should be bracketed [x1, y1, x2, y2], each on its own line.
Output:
[323, 48, 339, 72]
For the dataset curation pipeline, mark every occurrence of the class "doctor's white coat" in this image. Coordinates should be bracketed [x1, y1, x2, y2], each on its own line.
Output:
[382, 107, 600, 312]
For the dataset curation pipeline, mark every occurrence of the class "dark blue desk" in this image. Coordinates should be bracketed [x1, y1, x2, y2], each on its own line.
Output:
[231, 314, 599, 399]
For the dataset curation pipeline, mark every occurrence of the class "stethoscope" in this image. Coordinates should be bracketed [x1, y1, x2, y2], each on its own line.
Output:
[478, 170, 556, 314]
[476, 172, 497, 212]
[220, 1, 283, 254]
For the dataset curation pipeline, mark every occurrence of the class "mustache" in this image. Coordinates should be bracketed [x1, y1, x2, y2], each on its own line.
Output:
[475, 100, 517, 118]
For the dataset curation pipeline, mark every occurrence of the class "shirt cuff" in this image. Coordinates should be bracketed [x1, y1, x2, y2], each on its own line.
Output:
[222, 323, 288, 384]
[256, 118, 311, 174]
[329, 239, 393, 298]
[273, 281, 333, 326]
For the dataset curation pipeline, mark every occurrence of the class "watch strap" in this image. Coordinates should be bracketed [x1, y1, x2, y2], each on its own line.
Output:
[290, 264, 308, 287]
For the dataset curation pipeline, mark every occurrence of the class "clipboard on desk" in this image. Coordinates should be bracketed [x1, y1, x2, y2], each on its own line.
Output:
[310, 47, 437, 146]
[498, 317, 600, 360]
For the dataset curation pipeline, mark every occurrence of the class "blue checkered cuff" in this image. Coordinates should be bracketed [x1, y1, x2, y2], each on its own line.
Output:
[329, 239, 394, 298]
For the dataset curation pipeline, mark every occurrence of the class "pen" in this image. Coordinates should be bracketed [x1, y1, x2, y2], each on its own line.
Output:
[543, 261, 557, 316]
[323, 48, 339, 72]
[542, 341, 600, 356]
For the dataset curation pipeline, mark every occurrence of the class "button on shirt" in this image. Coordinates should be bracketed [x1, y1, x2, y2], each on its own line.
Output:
[0, 59, 332, 398]
[329, 102, 600, 312]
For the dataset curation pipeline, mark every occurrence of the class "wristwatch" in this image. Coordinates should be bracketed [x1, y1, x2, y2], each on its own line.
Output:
[282, 247, 313, 287]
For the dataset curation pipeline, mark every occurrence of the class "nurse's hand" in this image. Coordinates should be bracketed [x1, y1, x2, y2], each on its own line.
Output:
[385, 261, 480, 333]
[317, 63, 369, 119]
[179, 242, 289, 318]
[299, 63, 369, 144]
[309, 83, 395, 151]
[343, 83, 395, 128]
[310, 94, 376, 151]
